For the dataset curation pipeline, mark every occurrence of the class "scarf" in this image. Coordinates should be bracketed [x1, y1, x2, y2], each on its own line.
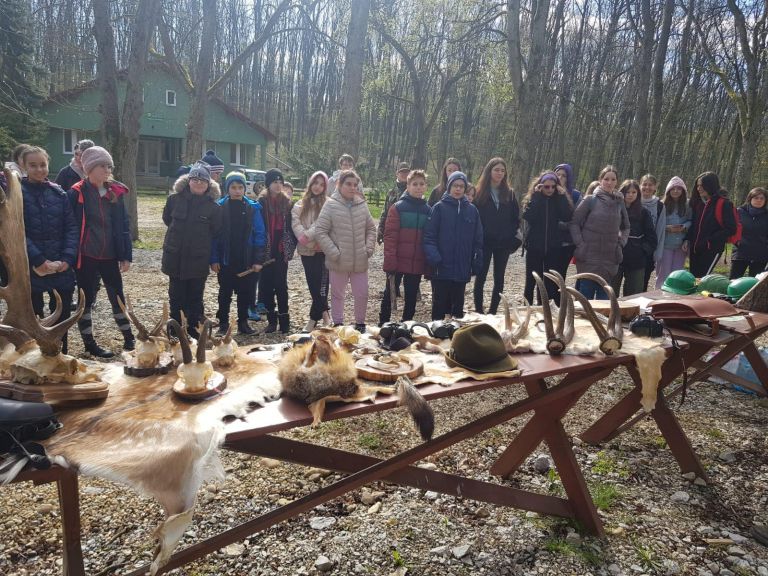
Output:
[267, 195, 285, 254]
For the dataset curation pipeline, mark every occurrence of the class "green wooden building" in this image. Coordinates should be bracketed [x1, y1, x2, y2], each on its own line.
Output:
[40, 63, 275, 187]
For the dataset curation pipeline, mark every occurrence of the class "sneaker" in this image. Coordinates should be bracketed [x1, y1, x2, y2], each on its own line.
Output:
[303, 319, 317, 332]
[248, 306, 261, 321]
[255, 303, 268, 314]
[354, 323, 366, 333]
[216, 324, 230, 337]
[237, 320, 255, 335]
[123, 336, 136, 352]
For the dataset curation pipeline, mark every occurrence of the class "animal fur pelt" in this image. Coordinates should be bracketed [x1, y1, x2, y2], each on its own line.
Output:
[27, 351, 280, 575]
[278, 334, 435, 440]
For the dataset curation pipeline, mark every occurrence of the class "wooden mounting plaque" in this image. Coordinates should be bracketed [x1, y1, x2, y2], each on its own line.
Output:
[583, 300, 640, 321]
[123, 353, 174, 377]
[172, 372, 227, 400]
[0, 379, 109, 404]
[355, 357, 423, 382]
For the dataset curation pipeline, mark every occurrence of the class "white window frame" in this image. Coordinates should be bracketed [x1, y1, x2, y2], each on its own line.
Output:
[63, 129, 78, 154]
[165, 90, 176, 106]
[232, 143, 245, 167]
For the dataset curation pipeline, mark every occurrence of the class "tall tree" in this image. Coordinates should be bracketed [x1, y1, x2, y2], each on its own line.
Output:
[92, 0, 120, 153]
[338, 0, 370, 158]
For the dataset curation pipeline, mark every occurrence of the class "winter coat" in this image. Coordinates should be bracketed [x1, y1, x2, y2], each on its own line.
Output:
[210, 196, 267, 268]
[314, 191, 376, 273]
[291, 196, 326, 257]
[475, 191, 521, 253]
[621, 206, 658, 270]
[523, 192, 573, 257]
[661, 204, 692, 251]
[161, 175, 222, 279]
[569, 188, 630, 282]
[68, 179, 133, 267]
[383, 192, 431, 275]
[22, 178, 78, 293]
[377, 180, 407, 243]
[55, 162, 83, 191]
[553, 163, 581, 245]
[422, 192, 483, 283]
[639, 196, 667, 262]
[258, 190, 295, 262]
[685, 193, 737, 256]
[733, 206, 768, 262]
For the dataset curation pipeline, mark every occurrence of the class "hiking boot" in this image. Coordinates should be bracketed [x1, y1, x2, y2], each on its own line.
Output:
[84, 338, 115, 359]
[264, 312, 278, 334]
[354, 323, 366, 334]
[216, 323, 230, 337]
[237, 320, 255, 335]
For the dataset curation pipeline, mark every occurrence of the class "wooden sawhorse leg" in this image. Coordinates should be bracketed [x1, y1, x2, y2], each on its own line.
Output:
[57, 467, 85, 576]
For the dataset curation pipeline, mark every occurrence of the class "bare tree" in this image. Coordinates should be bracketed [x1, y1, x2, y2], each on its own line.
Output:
[337, 0, 370, 158]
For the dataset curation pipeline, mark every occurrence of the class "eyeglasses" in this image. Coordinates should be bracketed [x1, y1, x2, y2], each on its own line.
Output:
[540, 185, 555, 190]
[190, 177, 208, 184]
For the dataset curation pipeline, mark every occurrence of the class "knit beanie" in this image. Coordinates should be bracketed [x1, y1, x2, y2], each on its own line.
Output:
[224, 171, 247, 194]
[446, 171, 468, 193]
[539, 172, 559, 185]
[665, 176, 687, 195]
[81, 146, 113, 175]
[201, 150, 224, 174]
[188, 162, 211, 183]
[265, 168, 284, 189]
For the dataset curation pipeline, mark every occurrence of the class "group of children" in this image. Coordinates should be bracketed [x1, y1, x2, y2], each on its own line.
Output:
[6, 141, 767, 354]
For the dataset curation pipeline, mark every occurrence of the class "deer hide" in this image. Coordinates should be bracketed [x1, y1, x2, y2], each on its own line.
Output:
[41, 351, 280, 573]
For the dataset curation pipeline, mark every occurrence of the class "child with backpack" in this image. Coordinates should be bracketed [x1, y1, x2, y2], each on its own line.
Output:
[684, 172, 739, 277]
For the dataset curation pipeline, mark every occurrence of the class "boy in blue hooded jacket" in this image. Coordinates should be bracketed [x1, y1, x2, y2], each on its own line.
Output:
[210, 172, 267, 336]
[422, 171, 483, 320]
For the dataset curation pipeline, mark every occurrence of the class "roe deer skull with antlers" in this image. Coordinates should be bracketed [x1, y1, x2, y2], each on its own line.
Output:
[118, 296, 169, 368]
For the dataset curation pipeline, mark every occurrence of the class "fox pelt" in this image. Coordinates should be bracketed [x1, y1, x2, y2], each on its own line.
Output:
[278, 334, 434, 440]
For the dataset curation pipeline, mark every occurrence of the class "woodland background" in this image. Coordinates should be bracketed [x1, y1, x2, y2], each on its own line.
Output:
[2, 0, 767, 209]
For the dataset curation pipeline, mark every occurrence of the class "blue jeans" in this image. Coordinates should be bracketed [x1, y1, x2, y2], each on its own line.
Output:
[578, 278, 607, 300]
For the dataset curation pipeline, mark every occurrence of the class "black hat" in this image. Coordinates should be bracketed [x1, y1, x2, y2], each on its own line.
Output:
[265, 168, 284, 189]
[201, 150, 224, 174]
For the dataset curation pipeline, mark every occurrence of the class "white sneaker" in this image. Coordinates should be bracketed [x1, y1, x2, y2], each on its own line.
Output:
[303, 319, 317, 332]
[321, 311, 331, 327]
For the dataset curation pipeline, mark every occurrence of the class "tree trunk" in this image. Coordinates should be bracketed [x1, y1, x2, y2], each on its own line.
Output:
[184, 0, 217, 163]
[338, 0, 370, 158]
[92, 0, 120, 153]
[630, 0, 653, 175]
[117, 0, 163, 240]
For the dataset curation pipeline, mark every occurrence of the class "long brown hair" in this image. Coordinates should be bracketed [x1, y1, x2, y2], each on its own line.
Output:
[474, 157, 514, 207]
[662, 179, 688, 216]
[435, 157, 461, 194]
[299, 171, 328, 224]
[618, 179, 642, 218]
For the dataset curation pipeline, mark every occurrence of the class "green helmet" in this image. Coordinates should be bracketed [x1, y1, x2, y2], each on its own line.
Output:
[697, 274, 730, 295]
[727, 276, 758, 299]
[662, 269, 696, 295]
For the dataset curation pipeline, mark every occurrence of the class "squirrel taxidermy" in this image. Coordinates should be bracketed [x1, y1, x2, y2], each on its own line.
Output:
[278, 334, 434, 440]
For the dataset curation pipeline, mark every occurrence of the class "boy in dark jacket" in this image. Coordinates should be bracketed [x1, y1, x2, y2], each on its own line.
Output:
[731, 187, 768, 278]
[67, 146, 135, 357]
[162, 162, 222, 338]
[380, 169, 430, 324]
[210, 172, 267, 336]
[423, 171, 483, 320]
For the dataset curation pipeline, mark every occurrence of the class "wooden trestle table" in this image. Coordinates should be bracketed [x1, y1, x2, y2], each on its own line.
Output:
[9, 347, 689, 576]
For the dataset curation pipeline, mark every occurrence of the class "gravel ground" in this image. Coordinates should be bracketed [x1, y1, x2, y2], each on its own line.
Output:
[1, 196, 767, 576]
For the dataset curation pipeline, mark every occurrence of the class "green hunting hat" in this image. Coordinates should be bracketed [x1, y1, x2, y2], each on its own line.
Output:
[727, 276, 758, 299]
[697, 273, 730, 295]
[444, 323, 517, 373]
[662, 269, 696, 295]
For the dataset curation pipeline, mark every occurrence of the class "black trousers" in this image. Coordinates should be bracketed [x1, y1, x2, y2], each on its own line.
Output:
[550, 244, 575, 306]
[473, 245, 511, 313]
[259, 259, 289, 315]
[380, 273, 421, 324]
[730, 259, 767, 279]
[32, 289, 74, 353]
[689, 248, 723, 278]
[168, 276, 207, 334]
[432, 279, 466, 320]
[75, 256, 131, 340]
[524, 250, 560, 305]
[217, 267, 256, 325]
[301, 254, 329, 321]
[643, 256, 655, 292]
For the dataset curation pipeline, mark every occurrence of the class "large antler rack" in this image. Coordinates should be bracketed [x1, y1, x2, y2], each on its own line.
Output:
[532, 270, 575, 355]
[0, 169, 85, 356]
[567, 272, 624, 354]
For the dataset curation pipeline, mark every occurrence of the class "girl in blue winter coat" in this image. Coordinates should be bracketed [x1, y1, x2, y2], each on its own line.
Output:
[20, 147, 79, 354]
[423, 171, 483, 320]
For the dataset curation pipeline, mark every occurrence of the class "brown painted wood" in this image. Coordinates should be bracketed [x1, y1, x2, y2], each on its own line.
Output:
[58, 468, 85, 576]
[651, 392, 708, 479]
[226, 435, 575, 518]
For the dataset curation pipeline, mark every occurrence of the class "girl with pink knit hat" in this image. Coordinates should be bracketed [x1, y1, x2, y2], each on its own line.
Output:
[291, 171, 332, 330]
[655, 176, 692, 288]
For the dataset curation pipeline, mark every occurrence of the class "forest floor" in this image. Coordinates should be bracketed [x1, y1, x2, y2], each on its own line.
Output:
[1, 195, 768, 576]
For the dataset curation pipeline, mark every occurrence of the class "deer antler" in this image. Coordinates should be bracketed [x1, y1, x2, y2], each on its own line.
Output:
[532, 271, 573, 355]
[572, 272, 623, 347]
[38, 290, 63, 327]
[500, 294, 530, 341]
[0, 170, 84, 356]
[118, 295, 149, 341]
[150, 302, 169, 337]
[543, 270, 575, 345]
[196, 319, 211, 362]
[167, 319, 192, 364]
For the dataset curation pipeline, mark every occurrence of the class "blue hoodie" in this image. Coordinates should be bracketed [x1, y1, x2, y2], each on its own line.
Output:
[422, 172, 483, 282]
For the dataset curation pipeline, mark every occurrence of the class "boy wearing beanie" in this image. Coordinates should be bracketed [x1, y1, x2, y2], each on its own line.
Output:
[210, 172, 267, 335]
[201, 149, 225, 182]
[162, 162, 222, 337]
